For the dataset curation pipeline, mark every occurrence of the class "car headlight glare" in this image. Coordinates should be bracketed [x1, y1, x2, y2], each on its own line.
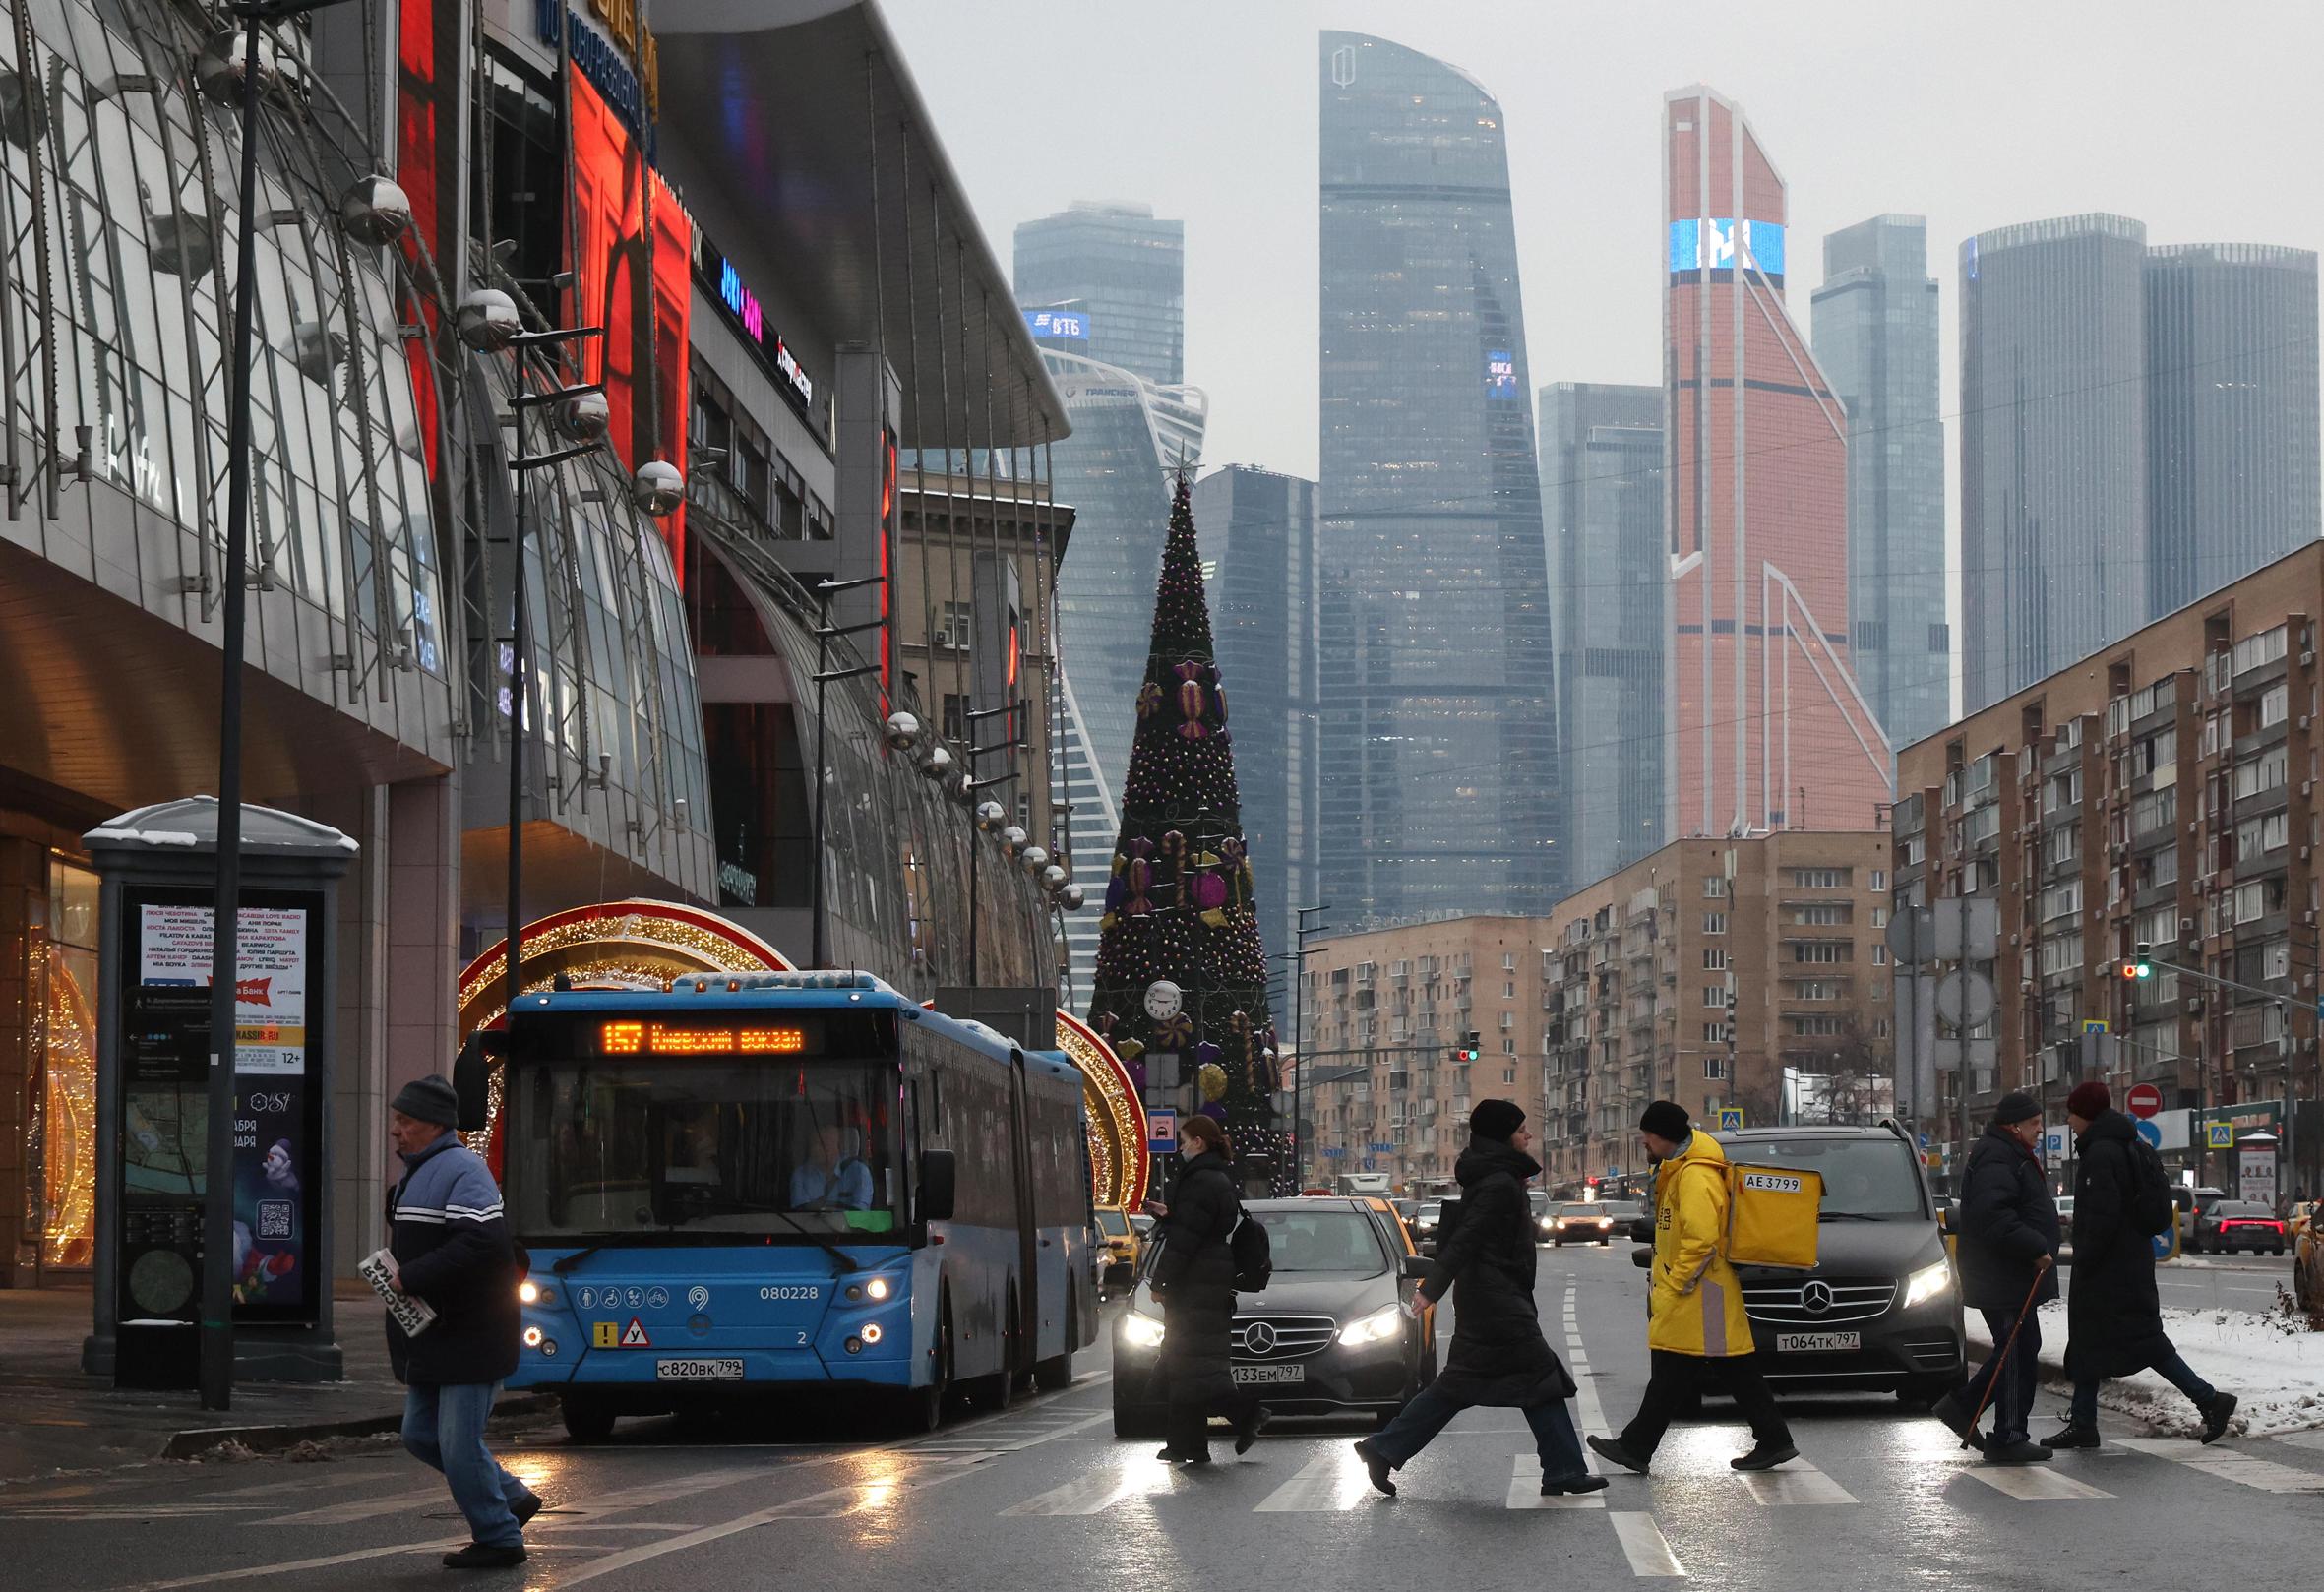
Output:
[1902, 1258, 1954, 1310]
[866, 1276, 891, 1302]
[1337, 1305, 1404, 1347]
[1121, 1311, 1166, 1348]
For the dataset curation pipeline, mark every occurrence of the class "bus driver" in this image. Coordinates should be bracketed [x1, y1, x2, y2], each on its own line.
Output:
[790, 1124, 873, 1211]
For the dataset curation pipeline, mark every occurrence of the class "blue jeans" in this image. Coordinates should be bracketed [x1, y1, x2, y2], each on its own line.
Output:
[1960, 1306, 2041, 1444]
[1365, 1382, 1589, 1482]
[403, 1382, 527, 1547]
[2068, 1348, 2217, 1429]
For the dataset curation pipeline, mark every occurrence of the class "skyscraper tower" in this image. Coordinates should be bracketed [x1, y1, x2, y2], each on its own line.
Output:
[1663, 85, 1889, 835]
[1958, 214, 2150, 714]
[2144, 244, 2320, 619]
[1318, 32, 1561, 924]
[1194, 465, 1319, 987]
[1811, 215, 1948, 754]
[1014, 202, 1185, 385]
[1540, 382, 1665, 888]
[1014, 202, 1204, 1009]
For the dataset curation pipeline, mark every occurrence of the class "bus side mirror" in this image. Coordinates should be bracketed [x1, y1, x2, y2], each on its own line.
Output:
[453, 1030, 503, 1133]
[919, 1150, 957, 1224]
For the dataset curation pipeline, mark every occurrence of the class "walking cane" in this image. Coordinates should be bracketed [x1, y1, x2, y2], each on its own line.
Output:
[1961, 1267, 2048, 1450]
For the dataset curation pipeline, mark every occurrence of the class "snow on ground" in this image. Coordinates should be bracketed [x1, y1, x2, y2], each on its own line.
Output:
[1970, 1300, 2324, 1437]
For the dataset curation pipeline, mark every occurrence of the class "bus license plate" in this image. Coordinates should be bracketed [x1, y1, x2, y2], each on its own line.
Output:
[1775, 1331, 1861, 1354]
[1232, 1364, 1305, 1385]
[655, 1358, 744, 1381]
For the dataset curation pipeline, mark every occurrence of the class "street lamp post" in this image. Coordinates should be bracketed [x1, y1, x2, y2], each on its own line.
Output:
[809, 575, 887, 969]
[200, 0, 362, 1413]
[1289, 904, 1328, 1187]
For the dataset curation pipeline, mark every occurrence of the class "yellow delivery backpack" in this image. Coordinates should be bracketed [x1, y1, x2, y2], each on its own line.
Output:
[1724, 1163, 1823, 1270]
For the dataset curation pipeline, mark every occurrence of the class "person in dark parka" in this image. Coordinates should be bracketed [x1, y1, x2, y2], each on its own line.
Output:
[1931, 1092, 2059, 1463]
[1352, 1101, 1603, 1500]
[2046, 1082, 2237, 1449]
[1147, 1113, 1262, 1463]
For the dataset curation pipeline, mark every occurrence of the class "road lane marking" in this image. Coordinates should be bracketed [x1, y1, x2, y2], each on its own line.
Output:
[1738, 1461, 1856, 1505]
[1505, 1455, 1608, 1510]
[551, 1465, 769, 1519]
[2113, 1438, 2324, 1493]
[560, 1455, 990, 1585]
[1961, 1466, 2112, 1500]
[101, 1536, 473, 1591]
[262, 1486, 449, 1525]
[1562, 1287, 1613, 1447]
[1610, 1511, 1687, 1576]
[1254, 1451, 1373, 1512]
[1000, 1461, 1172, 1516]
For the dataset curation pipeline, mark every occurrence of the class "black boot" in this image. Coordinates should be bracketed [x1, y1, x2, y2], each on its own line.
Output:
[2042, 1423, 2100, 1450]
[2199, 1392, 2238, 1444]
[1929, 1391, 1986, 1452]
[1587, 1434, 1652, 1475]
[1541, 1472, 1611, 1497]
[1233, 1402, 1266, 1456]
[1731, 1440, 1799, 1471]
[442, 1544, 527, 1569]
[1352, 1439, 1396, 1497]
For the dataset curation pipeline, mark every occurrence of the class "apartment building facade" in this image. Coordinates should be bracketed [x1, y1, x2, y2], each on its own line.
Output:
[1894, 541, 2322, 1194]
[1538, 833, 1894, 1194]
[1299, 918, 1553, 1187]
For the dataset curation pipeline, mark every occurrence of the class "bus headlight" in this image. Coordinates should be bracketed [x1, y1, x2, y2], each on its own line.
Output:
[1121, 1312, 1166, 1349]
[1902, 1259, 1954, 1310]
[866, 1277, 891, 1302]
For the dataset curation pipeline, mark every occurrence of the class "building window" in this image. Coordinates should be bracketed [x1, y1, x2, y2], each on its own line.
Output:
[1794, 942, 1847, 964]
[1703, 913, 1728, 935]
[1503, 980, 1516, 999]
[1869, 870, 1887, 891]
[1702, 948, 1729, 970]
[1871, 906, 1888, 928]
[1702, 1022, 1726, 1044]
[1503, 1068, 1517, 1084]
[1704, 986, 1728, 1009]
[941, 694, 967, 742]
[1792, 1014, 1842, 1037]
[2260, 682, 2290, 728]
[936, 601, 973, 650]
[1795, 904, 1849, 927]
[1703, 875, 1728, 898]
[1792, 979, 1841, 1001]
[2046, 826, 2080, 867]
[2233, 746, 2290, 801]
[1790, 868, 1849, 888]
[1872, 945, 1888, 966]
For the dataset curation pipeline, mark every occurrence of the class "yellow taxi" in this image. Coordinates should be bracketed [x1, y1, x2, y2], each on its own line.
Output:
[2296, 1204, 2324, 1316]
[1095, 1204, 1140, 1288]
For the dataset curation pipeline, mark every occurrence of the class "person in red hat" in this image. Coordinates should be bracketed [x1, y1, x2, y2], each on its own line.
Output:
[2047, 1080, 2237, 1449]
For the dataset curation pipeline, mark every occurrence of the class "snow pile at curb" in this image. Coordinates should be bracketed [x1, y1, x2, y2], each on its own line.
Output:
[1971, 1301, 2324, 1437]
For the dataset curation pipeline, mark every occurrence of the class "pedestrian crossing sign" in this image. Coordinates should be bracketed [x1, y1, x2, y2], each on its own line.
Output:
[2207, 1122, 2234, 1149]
[1718, 1107, 1744, 1132]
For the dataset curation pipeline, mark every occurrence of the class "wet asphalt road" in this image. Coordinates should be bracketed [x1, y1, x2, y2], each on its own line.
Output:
[4, 1244, 2318, 1592]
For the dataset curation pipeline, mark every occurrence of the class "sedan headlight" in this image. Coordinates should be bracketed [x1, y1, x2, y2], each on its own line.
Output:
[1337, 1305, 1404, 1347]
[1902, 1258, 1954, 1310]
[1120, 1311, 1166, 1349]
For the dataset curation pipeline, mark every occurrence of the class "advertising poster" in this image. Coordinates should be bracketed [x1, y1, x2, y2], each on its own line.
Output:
[231, 1078, 308, 1307]
[137, 903, 309, 1074]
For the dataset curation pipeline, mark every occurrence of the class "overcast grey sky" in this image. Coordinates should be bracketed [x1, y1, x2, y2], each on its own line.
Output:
[890, 0, 2324, 492]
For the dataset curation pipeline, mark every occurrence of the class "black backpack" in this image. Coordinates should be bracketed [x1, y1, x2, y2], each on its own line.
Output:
[2127, 1136, 2175, 1237]
[1229, 1207, 1273, 1292]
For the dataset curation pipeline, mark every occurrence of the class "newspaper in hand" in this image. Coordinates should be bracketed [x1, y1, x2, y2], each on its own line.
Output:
[360, 1246, 437, 1337]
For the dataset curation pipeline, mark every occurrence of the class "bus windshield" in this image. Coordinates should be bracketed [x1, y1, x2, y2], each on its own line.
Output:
[505, 1057, 898, 1241]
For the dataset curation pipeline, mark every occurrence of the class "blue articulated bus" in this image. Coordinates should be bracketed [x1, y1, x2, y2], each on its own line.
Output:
[467, 972, 1098, 1439]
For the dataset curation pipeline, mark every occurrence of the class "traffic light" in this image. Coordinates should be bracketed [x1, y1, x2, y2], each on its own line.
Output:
[1454, 1030, 1480, 1065]
[2120, 942, 2154, 981]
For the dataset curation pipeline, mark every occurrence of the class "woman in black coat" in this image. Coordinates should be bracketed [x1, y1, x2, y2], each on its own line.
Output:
[1148, 1114, 1260, 1463]
[1353, 1101, 1600, 1500]
[2048, 1083, 2235, 1448]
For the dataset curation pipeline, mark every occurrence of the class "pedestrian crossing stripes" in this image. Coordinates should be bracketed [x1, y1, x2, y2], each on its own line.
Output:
[1254, 1451, 1375, 1512]
[1737, 1460, 1856, 1505]
[1504, 1455, 1608, 1510]
[2114, 1437, 2324, 1494]
[1610, 1510, 1687, 1577]
[1960, 1465, 2113, 1500]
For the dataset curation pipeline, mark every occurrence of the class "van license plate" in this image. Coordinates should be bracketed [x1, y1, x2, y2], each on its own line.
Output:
[655, 1358, 743, 1381]
[1232, 1364, 1305, 1385]
[1775, 1331, 1861, 1354]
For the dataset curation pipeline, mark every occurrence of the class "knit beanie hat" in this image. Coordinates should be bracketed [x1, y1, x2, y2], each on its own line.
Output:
[391, 1073, 460, 1129]
[1992, 1091, 2042, 1126]
[1470, 1099, 1526, 1142]
[2066, 1080, 2111, 1120]
[1638, 1100, 1692, 1141]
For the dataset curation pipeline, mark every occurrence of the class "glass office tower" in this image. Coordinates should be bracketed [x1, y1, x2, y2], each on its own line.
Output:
[1318, 32, 1562, 925]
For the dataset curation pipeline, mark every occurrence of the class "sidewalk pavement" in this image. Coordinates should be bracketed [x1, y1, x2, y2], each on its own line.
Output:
[0, 1282, 552, 1484]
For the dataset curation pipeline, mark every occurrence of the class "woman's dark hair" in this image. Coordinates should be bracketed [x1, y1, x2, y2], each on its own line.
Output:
[1179, 1114, 1229, 1154]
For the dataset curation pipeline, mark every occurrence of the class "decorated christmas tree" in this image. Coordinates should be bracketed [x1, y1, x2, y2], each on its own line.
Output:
[1086, 476, 1284, 1191]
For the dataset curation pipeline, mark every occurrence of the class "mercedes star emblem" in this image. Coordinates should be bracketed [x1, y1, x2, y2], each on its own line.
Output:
[1802, 1280, 1833, 1316]
[1244, 1320, 1277, 1355]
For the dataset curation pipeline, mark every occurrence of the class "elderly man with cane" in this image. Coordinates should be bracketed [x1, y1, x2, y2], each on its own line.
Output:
[1931, 1091, 2059, 1464]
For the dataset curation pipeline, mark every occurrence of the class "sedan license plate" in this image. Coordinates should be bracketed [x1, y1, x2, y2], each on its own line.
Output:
[1775, 1331, 1861, 1354]
[654, 1357, 743, 1381]
[1232, 1363, 1306, 1386]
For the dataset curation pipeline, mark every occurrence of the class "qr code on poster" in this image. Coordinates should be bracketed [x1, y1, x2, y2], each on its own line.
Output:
[257, 1200, 294, 1240]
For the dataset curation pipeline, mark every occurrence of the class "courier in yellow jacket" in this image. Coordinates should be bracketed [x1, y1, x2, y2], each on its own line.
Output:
[1646, 1129, 1754, 1357]
[1588, 1100, 1801, 1476]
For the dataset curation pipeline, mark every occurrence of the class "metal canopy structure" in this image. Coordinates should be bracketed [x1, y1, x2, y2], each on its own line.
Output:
[654, 0, 1070, 450]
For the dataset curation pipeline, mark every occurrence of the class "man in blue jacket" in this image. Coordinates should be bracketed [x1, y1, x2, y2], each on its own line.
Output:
[1932, 1092, 2058, 1464]
[384, 1075, 540, 1569]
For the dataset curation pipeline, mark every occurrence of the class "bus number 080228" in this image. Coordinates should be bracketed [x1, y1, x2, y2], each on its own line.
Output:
[759, 1285, 821, 1301]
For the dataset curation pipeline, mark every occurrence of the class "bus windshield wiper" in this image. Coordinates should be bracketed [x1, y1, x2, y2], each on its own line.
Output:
[675, 1199, 858, 1276]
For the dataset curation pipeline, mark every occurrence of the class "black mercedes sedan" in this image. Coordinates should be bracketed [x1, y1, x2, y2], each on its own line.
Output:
[1112, 1197, 1436, 1436]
